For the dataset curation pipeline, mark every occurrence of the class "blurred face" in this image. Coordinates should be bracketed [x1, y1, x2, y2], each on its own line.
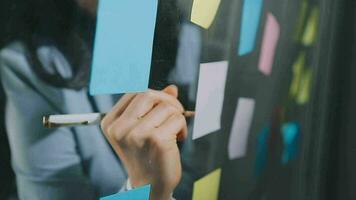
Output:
[75, 0, 98, 16]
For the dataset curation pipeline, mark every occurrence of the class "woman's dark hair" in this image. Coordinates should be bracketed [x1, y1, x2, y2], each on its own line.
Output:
[0, 0, 180, 90]
[0, 0, 94, 89]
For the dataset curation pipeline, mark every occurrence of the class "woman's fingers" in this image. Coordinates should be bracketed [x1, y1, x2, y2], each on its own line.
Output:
[125, 102, 182, 147]
[105, 112, 140, 143]
[103, 91, 183, 143]
[127, 113, 187, 153]
[102, 85, 181, 132]
[122, 90, 184, 121]
[101, 93, 136, 133]
[102, 85, 186, 148]
[100, 86, 186, 197]
[156, 113, 188, 142]
[107, 103, 187, 149]
[162, 85, 179, 98]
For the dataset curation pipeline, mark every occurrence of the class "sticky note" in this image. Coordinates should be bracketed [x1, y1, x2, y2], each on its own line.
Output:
[192, 169, 221, 200]
[289, 52, 305, 98]
[296, 68, 313, 105]
[281, 123, 300, 164]
[90, 0, 158, 95]
[192, 61, 228, 140]
[100, 185, 151, 200]
[302, 7, 319, 46]
[258, 13, 280, 76]
[238, 0, 264, 56]
[191, 0, 221, 29]
[255, 125, 270, 177]
[228, 98, 256, 160]
[294, 0, 308, 41]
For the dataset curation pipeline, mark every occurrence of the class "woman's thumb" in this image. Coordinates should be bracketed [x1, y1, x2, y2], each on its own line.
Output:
[162, 85, 178, 98]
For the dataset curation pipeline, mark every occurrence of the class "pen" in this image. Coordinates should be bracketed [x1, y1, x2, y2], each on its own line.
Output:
[43, 111, 195, 128]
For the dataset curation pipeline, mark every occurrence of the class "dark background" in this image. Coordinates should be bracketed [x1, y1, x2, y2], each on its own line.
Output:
[1, 0, 356, 200]
[175, 0, 356, 199]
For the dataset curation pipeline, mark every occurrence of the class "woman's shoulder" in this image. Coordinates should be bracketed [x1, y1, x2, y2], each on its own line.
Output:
[1, 40, 76, 84]
[0, 41, 60, 99]
[0, 41, 33, 75]
[1, 40, 27, 52]
[0, 41, 69, 113]
[0, 41, 28, 60]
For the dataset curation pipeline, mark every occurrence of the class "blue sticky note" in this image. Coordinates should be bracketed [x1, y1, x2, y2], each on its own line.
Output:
[254, 125, 270, 177]
[281, 122, 300, 164]
[100, 185, 151, 200]
[90, 0, 158, 95]
[238, 0, 264, 56]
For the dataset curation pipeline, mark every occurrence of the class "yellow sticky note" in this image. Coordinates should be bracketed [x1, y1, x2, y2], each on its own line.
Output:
[294, 0, 308, 41]
[289, 52, 306, 98]
[302, 7, 319, 46]
[192, 169, 222, 200]
[297, 68, 313, 105]
[191, 0, 221, 29]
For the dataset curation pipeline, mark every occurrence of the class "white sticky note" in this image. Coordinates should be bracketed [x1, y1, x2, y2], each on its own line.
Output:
[228, 98, 255, 160]
[192, 61, 228, 140]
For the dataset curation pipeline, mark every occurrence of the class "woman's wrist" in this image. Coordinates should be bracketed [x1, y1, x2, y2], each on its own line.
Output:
[128, 178, 173, 200]
[150, 188, 173, 200]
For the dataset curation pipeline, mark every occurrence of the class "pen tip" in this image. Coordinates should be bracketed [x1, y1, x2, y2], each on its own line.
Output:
[43, 116, 50, 128]
[184, 111, 195, 118]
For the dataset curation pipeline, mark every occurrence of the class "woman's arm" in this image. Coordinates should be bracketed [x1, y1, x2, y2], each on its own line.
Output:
[101, 85, 187, 200]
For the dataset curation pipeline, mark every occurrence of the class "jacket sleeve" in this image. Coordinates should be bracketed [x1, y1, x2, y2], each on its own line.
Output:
[0, 43, 97, 200]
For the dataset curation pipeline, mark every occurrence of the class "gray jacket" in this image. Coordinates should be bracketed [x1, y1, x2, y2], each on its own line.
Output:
[0, 42, 126, 199]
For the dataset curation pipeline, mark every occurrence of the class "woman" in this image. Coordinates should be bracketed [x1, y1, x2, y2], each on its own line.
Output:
[0, 0, 186, 199]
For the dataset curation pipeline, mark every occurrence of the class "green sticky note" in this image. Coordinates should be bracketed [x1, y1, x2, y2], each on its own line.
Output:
[302, 7, 319, 46]
[294, 0, 308, 41]
[289, 52, 306, 98]
[100, 185, 151, 200]
[296, 68, 313, 105]
[192, 169, 221, 200]
[90, 0, 158, 95]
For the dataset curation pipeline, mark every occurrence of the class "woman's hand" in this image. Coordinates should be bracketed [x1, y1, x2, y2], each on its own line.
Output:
[101, 85, 188, 200]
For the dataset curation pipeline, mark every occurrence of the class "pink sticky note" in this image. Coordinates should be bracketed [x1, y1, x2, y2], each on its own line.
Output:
[258, 13, 280, 76]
